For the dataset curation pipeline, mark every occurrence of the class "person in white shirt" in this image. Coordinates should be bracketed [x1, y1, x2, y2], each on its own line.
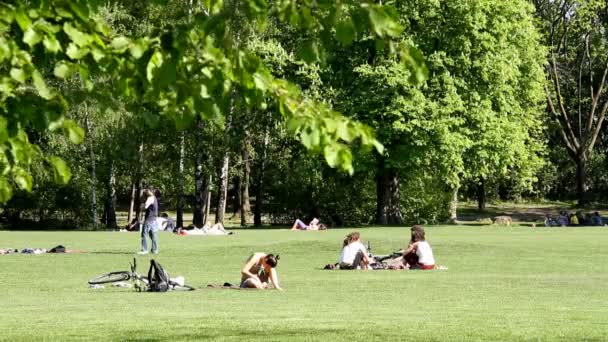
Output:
[338, 232, 371, 270]
[403, 225, 435, 270]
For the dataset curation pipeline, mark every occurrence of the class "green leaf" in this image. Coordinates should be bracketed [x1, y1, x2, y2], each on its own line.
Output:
[401, 44, 429, 84]
[367, 5, 402, 38]
[48, 156, 71, 184]
[63, 119, 84, 144]
[335, 19, 356, 45]
[129, 38, 147, 59]
[66, 43, 88, 59]
[68, 1, 89, 21]
[324, 145, 340, 167]
[53, 62, 72, 78]
[23, 27, 41, 47]
[9, 68, 26, 83]
[336, 121, 354, 142]
[91, 48, 105, 62]
[63, 22, 91, 46]
[0, 116, 7, 143]
[54, 6, 73, 19]
[32, 70, 54, 99]
[12, 167, 32, 191]
[0, 6, 15, 26]
[14, 7, 31, 31]
[372, 140, 384, 154]
[43, 35, 61, 53]
[0, 177, 13, 203]
[110, 36, 130, 51]
[146, 51, 164, 82]
[0, 37, 11, 62]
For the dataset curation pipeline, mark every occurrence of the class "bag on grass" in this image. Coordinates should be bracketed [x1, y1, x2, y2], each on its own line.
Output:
[147, 259, 170, 292]
[49, 245, 66, 253]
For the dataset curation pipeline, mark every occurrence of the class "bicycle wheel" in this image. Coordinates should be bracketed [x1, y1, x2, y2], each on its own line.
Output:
[88, 271, 131, 284]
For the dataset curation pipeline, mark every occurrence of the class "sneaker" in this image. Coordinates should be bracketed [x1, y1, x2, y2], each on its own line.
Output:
[151, 250, 158, 255]
[137, 251, 148, 255]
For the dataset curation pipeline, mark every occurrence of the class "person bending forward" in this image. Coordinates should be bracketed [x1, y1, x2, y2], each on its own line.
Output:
[240, 253, 282, 290]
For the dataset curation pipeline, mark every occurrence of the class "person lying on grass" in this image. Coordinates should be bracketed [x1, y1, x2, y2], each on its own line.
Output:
[291, 217, 327, 231]
[403, 225, 435, 270]
[176, 223, 233, 236]
[240, 253, 282, 290]
[338, 232, 371, 270]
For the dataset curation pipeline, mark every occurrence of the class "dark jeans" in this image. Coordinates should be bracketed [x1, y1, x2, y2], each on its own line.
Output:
[141, 220, 158, 253]
[404, 251, 419, 268]
[340, 251, 365, 270]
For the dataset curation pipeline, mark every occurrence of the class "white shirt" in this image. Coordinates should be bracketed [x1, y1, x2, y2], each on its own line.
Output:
[339, 241, 367, 264]
[145, 196, 155, 208]
[416, 241, 435, 265]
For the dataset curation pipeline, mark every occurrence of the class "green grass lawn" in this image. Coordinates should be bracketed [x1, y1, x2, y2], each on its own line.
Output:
[0, 226, 607, 341]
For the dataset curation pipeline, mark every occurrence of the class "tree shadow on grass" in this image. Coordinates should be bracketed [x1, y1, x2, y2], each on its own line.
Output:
[89, 251, 135, 255]
[121, 326, 350, 342]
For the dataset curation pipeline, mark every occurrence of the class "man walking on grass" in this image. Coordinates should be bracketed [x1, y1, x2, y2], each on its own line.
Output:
[139, 189, 159, 255]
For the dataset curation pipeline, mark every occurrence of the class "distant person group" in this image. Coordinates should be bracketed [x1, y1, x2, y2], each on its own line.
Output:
[544, 211, 604, 227]
[333, 225, 436, 271]
[122, 188, 436, 291]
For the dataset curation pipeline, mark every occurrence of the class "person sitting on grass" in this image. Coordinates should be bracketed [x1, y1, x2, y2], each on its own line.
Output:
[157, 213, 176, 232]
[240, 253, 282, 290]
[544, 214, 558, 227]
[291, 217, 327, 231]
[591, 212, 603, 226]
[403, 225, 435, 270]
[338, 232, 371, 270]
[125, 218, 140, 232]
[569, 213, 579, 226]
[557, 211, 569, 226]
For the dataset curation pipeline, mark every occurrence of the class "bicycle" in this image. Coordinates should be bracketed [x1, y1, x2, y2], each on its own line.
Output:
[88, 258, 195, 291]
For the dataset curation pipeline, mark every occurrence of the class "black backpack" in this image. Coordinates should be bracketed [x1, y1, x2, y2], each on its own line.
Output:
[147, 259, 170, 292]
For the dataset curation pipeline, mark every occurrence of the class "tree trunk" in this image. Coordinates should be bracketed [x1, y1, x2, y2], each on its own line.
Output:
[477, 177, 486, 211]
[449, 187, 458, 223]
[204, 180, 211, 224]
[176, 132, 185, 228]
[576, 156, 588, 204]
[105, 160, 117, 229]
[134, 179, 142, 222]
[193, 122, 206, 227]
[232, 176, 241, 218]
[375, 157, 390, 225]
[241, 138, 252, 215]
[127, 181, 136, 225]
[215, 98, 233, 224]
[201, 174, 211, 224]
[216, 152, 230, 224]
[85, 113, 97, 229]
[386, 170, 403, 224]
[134, 142, 144, 222]
[254, 125, 270, 227]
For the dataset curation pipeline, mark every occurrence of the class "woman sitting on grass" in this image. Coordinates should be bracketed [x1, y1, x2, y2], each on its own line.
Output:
[240, 253, 282, 290]
[338, 232, 371, 270]
[403, 225, 435, 270]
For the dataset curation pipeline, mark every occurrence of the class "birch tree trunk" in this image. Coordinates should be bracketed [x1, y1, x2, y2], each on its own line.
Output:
[193, 120, 206, 227]
[254, 124, 270, 227]
[177, 132, 185, 228]
[105, 159, 117, 228]
[85, 109, 97, 229]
